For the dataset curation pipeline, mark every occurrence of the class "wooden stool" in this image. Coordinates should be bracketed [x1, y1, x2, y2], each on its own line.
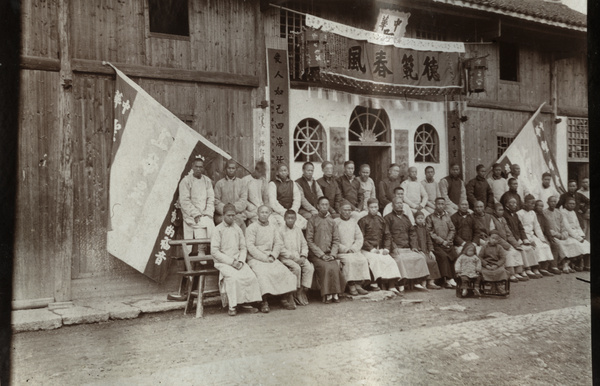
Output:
[169, 239, 219, 318]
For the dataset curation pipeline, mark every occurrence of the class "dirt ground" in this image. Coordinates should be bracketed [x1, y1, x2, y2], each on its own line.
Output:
[11, 271, 591, 385]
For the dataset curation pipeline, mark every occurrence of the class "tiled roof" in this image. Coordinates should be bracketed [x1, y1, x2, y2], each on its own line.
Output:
[433, 0, 586, 30]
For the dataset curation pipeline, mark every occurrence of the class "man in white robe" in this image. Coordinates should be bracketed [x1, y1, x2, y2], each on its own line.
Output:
[246, 205, 298, 312]
[178, 158, 215, 253]
[334, 201, 371, 296]
[279, 209, 315, 305]
[532, 173, 559, 210]
[487, 163, 508, 204]
[243, 161, 269, 224]
[517, 195, 554, 276]
[401, 167, 428, 215]
[211, 204, 262, 316]
[214, 160, 248, 231]
[560, 196, 590, 271]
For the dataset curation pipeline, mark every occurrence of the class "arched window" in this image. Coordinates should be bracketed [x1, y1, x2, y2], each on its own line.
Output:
[293, 118, 326, 162]
[414, 124, 439, 163]
[348, 106, 390, 143]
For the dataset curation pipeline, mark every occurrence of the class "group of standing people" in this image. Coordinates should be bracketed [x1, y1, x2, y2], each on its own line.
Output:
[178, 156, 590, 315]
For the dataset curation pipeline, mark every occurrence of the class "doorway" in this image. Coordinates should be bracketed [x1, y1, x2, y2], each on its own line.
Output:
[348, 145, 391, 184]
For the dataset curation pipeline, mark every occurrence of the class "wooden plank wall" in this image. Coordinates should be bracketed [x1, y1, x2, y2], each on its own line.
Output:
[466, 43, 551, 106]
[70, 0, 260, 76]
[557, 53, 588, 112]
[14, 70, 61, 301]
[16, 0, 264, 302]
[21, 0, 59, 59]
[462, 108, 554, 181]
[69, 76, 255, 283]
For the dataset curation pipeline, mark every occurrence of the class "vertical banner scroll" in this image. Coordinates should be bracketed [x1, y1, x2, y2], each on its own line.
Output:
[394, 129, 409, 176]
[446, 108, 463, 179]
[267, 48, 290, 179]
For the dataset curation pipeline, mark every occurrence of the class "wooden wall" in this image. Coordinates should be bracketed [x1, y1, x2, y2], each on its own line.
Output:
[557, 53, 588, 112]
[70, 0, 261, 75]
[14, 70, 61, 302]
[465, 43, 552, 106]
[15, 0, 265, 302]
[462, 108, 554, 181]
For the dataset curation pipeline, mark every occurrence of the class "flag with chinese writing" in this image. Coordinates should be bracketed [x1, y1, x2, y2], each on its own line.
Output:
[491, 103, 566, 195]
[107, 64, 232, 283]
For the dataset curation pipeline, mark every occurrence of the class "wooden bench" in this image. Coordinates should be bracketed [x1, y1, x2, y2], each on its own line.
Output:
[168, 239, 220, 318]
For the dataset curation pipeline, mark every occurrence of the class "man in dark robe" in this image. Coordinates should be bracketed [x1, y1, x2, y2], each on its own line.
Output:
[306, 196, 346, 304]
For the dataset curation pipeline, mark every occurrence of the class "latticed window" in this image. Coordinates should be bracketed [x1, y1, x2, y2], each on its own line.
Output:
[293, 118, 326, 162]
[497, 135, 515, 158]
[567, 117, 588, 161]
[414, 124, 439, 163]
[279, 2, 316, 81]
[348, 106, 390, 143]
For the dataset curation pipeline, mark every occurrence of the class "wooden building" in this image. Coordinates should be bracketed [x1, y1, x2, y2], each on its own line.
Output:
[264, 0, 587, 184]
[14, 0, 586, 308]
[15, 0, 269, 307]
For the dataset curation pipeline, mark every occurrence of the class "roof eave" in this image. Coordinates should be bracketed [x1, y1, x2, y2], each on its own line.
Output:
[432, 0, 587, 32]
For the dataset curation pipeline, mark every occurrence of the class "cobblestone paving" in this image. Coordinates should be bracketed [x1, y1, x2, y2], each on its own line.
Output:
[12, 273, 591, 385]
[89, 306, 591, 385]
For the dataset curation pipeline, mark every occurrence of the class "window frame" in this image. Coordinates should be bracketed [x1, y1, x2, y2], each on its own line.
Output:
[496, 133, 515, 159]
[498, 41, 519, 82]
[413, 123, 439, 163]
[293, 118, 327, 163]
[147, 0, 191, 40]
[348, 106, 391, 144]
[567, 117, 589, 162]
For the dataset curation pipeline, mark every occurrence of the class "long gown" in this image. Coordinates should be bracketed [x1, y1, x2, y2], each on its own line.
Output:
[479, 244, 509, 282]
[210, 222, 262, 308]
[517, 209, 554, 263]
[384, 212, 430, 279]
[306, 213, 347, 296]
[334, 217, 371, 282]
[358, 214, 402, 280]
[245, 221, 297, 296]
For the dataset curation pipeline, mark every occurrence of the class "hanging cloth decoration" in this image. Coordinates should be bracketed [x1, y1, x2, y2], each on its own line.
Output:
[464, 55, 488, 94]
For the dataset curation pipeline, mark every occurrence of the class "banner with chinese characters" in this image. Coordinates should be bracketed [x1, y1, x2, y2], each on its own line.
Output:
[306, 14, 465, 52]
[374, 9, 410, 42]
[107, 64, 232, 282]
[302, 26, 462, 96]
[267, 48, 290, 178]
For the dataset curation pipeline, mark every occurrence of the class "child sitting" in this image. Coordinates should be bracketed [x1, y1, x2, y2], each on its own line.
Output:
[454, 242, 481, 297]
[479, 231, 509, 295]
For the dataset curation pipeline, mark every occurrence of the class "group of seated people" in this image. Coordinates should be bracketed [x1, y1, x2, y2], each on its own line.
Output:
[178, 156, 591, 315]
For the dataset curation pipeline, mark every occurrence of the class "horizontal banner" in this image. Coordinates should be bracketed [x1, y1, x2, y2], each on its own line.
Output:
[306, 14, 465, 53]
[303, 28, 462, 95]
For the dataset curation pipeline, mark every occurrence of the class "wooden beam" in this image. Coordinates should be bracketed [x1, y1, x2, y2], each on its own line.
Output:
[467, 99, 553, 114]
[467, 98, 587, 117]
[20, 56, 60, 72]
[551, 52, 558, 117]
[557, 106, 588, 118]
[72, 59, 260, 88]
[20, 56, 260, 88]
[55, 0, 74, 302]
